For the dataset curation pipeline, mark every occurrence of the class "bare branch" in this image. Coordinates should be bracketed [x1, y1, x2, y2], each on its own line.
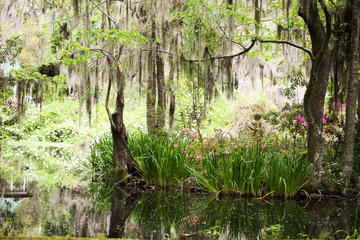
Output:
[89, 0, 117, 24]
[184, 39, 257, 62]
[105, 58, 116, 129]
[141, 40, 256, 62]
[260, 39, 313, 61]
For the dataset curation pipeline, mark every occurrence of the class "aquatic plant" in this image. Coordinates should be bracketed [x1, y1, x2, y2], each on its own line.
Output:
[188, 145, 266, 195]
[267, 152, 310, 198]
[128, 132, 190, 188]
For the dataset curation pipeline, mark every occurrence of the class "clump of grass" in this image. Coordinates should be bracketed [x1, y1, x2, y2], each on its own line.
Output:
[128, 132, 189, 189]
[267, 152, 310, 198]
[188, 145, 266, 196]
[85, 131, 310, 198]
[189, 141, 310, 198]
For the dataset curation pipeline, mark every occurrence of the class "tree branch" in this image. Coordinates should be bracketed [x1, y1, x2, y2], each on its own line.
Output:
[89, 0, 117, 24]
[184, 39, 257, 62]
[260, 39, 313, 61]
[317, 0, 332, 61]
[106, 58, 116, 129]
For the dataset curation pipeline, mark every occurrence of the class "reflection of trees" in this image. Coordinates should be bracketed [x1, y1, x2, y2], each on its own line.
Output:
[128, 192, 197, 239]
[0, 199, 24, 236]
[129, 194, 354, 239]
[0, 188, 108, 238]
[303, 199, 360, 238]
[108, 188, 142, 238]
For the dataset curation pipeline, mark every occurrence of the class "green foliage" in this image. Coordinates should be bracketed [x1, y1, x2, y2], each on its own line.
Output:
[128, 132, 190, 188]
[0, 145, 83, 191]
[188, 146, 266, 195]
[50, 20, 70, 53]
[85, 129, 310, 198]
[63, 29, 147, 66]
[279, 69, 307, 103]
[267, 152, 310, 198]
[0, 35, 23, 64]
[189, 141, 310, 197]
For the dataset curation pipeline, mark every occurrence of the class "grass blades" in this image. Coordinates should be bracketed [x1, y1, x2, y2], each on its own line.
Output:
[84, 132, 311, 198]
[189, 145, 310, 197]
[267, 152, 310, 198]
[188, 146, 266, 196]
[128, 132, 189, 189]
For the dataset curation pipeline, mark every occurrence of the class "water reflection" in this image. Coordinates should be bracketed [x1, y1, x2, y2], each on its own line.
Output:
[122, 193, 360, 239]
[0, 189, 109, 238]
[1, 190, 359, 239]
[1, 144, 359, 239]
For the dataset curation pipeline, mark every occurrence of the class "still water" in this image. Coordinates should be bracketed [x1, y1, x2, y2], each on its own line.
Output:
[1, 191, 360, 239]
[0, 145, 360, 239]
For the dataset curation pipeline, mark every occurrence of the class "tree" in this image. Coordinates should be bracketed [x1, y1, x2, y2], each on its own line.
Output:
[298, 0, 332, 188]
[341, 0, 360, 193]
[64, 2, 147, 182]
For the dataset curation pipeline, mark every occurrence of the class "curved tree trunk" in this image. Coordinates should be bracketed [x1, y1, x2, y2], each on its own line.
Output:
[109, 66, 139, 182]
[299, 0, 331, 188]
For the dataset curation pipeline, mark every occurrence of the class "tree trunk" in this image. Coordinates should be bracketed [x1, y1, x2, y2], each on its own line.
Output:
[225, 0, 233, 100]
[110, 66, 139, 182]
[146, 13, 157, 135]
[168, 41, 176, 134]
[85, 0, 92, 128]
[341, 0, 360, 193]
[299, 0, 331, 188]
[156, 43, 166, 132]
[85, 64, 92, 128]
[16, 80, 25, 124]
[138, 52, 142, 96]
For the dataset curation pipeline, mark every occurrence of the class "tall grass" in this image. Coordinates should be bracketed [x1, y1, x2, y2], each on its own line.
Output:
[189, 144, 310, 198]
[128, 132, 189, 188]
[267, 152, 310, 198]
[84, 132, 310, 198]
[188, 146, 266, 196]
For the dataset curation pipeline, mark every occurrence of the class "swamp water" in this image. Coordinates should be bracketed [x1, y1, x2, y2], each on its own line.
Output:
[1, 145, 360, 239]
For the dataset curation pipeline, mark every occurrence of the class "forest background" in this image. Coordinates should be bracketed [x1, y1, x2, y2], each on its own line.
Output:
[0, 0, 359, 199]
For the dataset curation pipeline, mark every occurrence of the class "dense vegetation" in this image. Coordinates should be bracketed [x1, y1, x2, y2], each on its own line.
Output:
[0, 0, 360, 230]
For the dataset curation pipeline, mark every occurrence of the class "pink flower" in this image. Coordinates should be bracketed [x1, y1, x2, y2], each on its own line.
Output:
[174, 144, 179, 148]
[196, 155, 203, 160]
[322, 118, 327, 124]
[224, 149, 230, 154]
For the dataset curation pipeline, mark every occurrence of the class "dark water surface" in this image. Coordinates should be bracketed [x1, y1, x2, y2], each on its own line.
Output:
[1, 144, 360, 239]
[1, 190, 360, 239]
